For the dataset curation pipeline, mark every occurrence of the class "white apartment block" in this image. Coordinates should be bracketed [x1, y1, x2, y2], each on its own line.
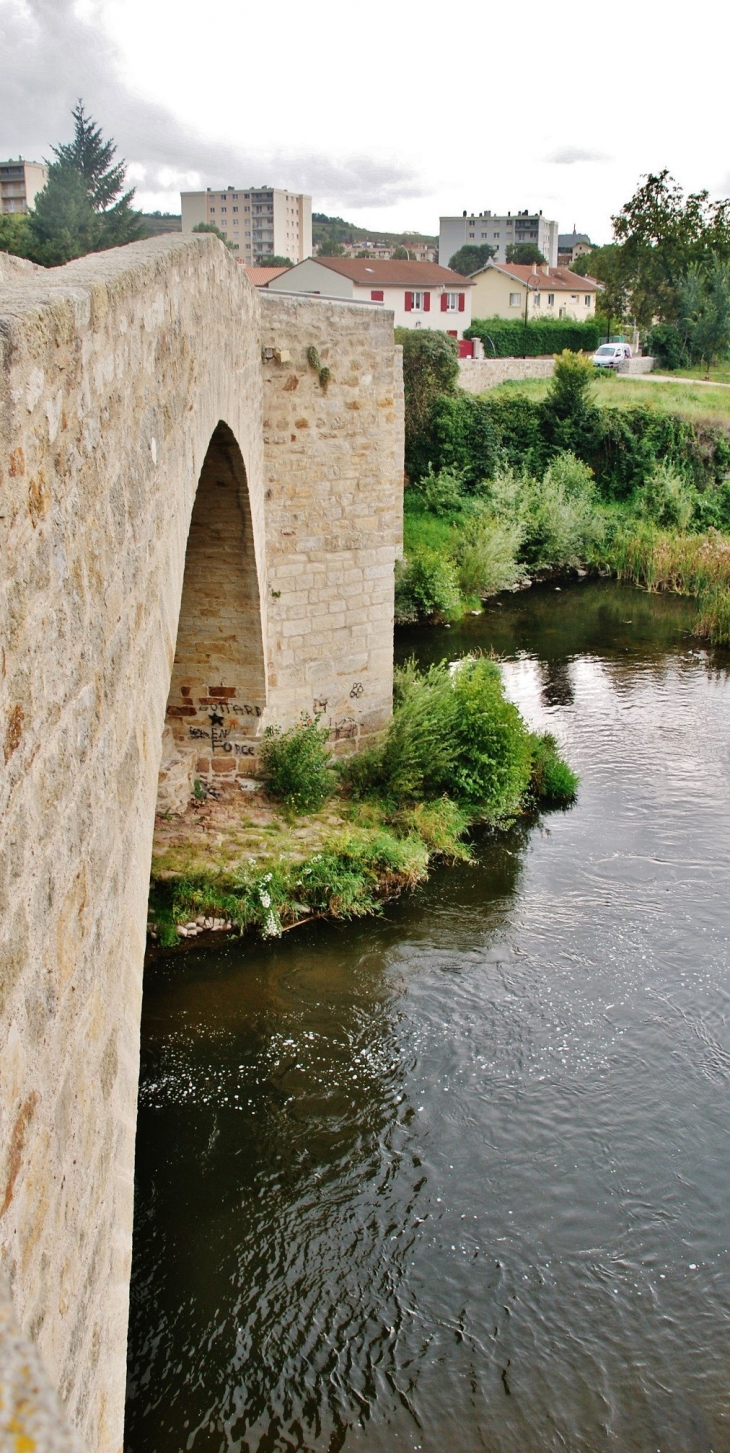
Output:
[0, 158, 48, 214]
[439, 210, 558, 269]
[181, 186, 312, 262]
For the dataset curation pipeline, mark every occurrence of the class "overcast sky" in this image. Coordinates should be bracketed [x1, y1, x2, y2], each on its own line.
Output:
[2, 0, 728, 243]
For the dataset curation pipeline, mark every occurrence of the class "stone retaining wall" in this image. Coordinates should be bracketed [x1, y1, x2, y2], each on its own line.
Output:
[458, 356, 556, 392]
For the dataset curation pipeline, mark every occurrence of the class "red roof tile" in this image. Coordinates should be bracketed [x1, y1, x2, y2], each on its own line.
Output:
[243, 265, 291, 286]
[477, 261, 601, 291]
[310, 257, 473, 286]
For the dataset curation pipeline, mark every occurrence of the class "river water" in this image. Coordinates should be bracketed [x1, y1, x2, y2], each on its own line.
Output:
[126, 581, 730, 1453]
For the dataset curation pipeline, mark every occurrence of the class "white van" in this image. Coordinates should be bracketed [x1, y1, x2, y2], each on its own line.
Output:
[592, 342, 632, 369]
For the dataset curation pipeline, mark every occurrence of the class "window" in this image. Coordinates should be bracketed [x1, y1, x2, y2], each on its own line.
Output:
[570, 294, 577, 303]
[371, 290, 384, 302]
[584, 295, 591, 306]
[220, 207, 227, 213]
[446, 292, 458, 311]
[509, 292, 521, 307]
[533, 293, 541, 307]
[405, 291, 423, 312]
[233, 206, 238, 213]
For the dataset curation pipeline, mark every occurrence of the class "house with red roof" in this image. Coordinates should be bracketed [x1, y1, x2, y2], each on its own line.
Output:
[264, 257, 475, 337]
[470, 260, 601, 322]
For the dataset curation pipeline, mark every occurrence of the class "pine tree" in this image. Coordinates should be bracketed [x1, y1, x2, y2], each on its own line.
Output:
[27, 162, 101, 266]
[26, 102, 146, 264]
[53, 102, 128, 211]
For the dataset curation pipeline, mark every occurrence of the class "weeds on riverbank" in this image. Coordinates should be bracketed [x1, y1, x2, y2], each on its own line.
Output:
[400, 449, 730, 645]
[593, 520, 730, 643]
[148, 661, 577, 947]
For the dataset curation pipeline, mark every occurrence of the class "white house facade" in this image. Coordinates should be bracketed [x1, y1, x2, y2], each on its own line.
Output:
[265, 258, 474, 338]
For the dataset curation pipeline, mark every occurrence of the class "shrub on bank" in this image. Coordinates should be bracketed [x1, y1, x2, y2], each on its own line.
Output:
[259, 714, 335, 811]
[395, 547, 462, 623]
[345, 658, 574, 823]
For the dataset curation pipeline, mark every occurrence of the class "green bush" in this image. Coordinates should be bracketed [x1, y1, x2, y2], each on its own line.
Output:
[346, 658, 536, 821]
[395, 328, 460, 480]
[426, 385, 730, 500]
[530, 733, 579, 805]
[645, 323, 687, 371]
[395, 548, 462, 622]
[634, 462, 695, 530]
[466, 316, 600, 358]
[454, 512, 522, 597]
[259, 714, 335, 811]
[411, 463, 466, 515]
[489, 454, 600, 571]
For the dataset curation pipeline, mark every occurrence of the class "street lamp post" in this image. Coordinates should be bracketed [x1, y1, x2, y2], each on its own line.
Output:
[523, 273, 539, 357]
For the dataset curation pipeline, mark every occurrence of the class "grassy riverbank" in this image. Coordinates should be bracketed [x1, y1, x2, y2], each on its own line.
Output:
[399, 460, 730, 646]
[398, 348, 730, 644]
[148, 659, 577, 948]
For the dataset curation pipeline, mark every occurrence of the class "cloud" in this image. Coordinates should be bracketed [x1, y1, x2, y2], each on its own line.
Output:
[0, 0, 425, 211]
[544, 147, 611, 165]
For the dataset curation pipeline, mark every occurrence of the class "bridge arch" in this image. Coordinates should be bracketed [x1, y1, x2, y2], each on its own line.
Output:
[158, 421, 267, 808]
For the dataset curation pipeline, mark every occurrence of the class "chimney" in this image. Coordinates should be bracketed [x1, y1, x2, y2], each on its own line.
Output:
[532, 262, 537, 274]
[542, 263, 550, 275]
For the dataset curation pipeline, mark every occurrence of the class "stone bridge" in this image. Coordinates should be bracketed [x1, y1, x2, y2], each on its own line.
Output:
[0, 236, 403, 1451]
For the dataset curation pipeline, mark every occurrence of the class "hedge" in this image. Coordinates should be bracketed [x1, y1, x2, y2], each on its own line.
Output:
[465, 316, 600, 357]
[428, 392, 730, 499]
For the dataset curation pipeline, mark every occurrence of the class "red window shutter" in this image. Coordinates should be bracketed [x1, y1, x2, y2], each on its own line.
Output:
[441, 293, 448, 312]
[405, 291, 412, 312]
[458, 293, 465, 312]
[371, 289, 384, 302]
[423, 292, 430, 312]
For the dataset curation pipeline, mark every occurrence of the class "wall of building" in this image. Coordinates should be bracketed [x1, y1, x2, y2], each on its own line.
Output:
[0, 236, 402, 1452]
[350, 285, 471, 337]
[267, 259, 354, 297]
[439, 213, 558, 267]
[0, 160, 48, 215]
[458, 356, 557, 391]
[470, 268, 596, 322]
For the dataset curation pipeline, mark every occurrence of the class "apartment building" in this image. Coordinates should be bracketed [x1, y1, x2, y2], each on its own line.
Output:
[181, 185, 312, 262]
[439, 210, 558, 268]
[0, 158, 48, 214]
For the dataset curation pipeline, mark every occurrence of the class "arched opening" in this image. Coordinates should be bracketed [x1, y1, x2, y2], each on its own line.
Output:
[157, 422, 267, 811]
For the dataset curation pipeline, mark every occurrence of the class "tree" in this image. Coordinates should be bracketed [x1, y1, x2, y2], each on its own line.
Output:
[51, 101, 145, 248]
[26, 162, 102, 266]
[257, 254, 293, 267]
[318, 240, 346, 257]
[0, 212, 32, 258]
[394, 328, 460, 480]
[447, 243, 495, 276]
[192, 221, 235, 250]
[678, 257, 730, 377]
[610, 170, 730, 327]
[506, 243, 546, 265]
[23, 102, 145, 265]
[392, 245, 411, 260]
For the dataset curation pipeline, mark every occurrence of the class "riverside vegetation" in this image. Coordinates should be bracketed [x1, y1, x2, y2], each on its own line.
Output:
[397, 337, 730, 645]
[148, 660, 577, 947]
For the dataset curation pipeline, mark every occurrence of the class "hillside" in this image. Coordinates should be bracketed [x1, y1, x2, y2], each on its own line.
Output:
[313, 212, 437, 251]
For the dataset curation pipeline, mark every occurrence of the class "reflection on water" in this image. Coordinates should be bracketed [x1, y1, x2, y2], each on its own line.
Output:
[127, 581, 730, 1453]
